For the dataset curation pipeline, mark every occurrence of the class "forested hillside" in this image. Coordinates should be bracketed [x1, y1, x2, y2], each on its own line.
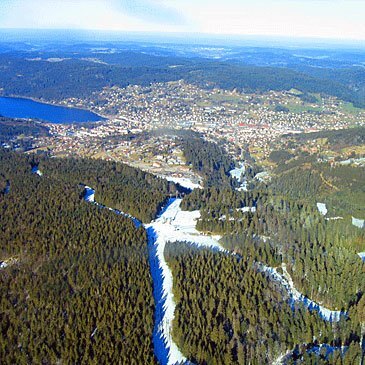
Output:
[0, 53, 363, 106]
[32, 155, 178, 222]
[0, 150, 166, 364]
[0, 117, 50, 142]
[165, 242, 363, 365]
[182, 137, 235, 188]
[268, 127, 365, 212]
[285, 126, 365, 149]
[181, 184, 364, 310]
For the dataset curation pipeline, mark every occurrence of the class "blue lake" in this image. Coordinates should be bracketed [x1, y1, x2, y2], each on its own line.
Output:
[0, 96, 105, 124]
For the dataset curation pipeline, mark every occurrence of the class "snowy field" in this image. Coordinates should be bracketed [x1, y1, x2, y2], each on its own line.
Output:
[316, 202, 328, 216]
[160, 176, 202, 191]
[229, 163, 248, 191]
[229, 163, 245, 181]
[352, 216, 365, 229]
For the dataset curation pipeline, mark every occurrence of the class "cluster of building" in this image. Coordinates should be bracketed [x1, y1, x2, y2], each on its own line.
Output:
[24, 80, 365, 166]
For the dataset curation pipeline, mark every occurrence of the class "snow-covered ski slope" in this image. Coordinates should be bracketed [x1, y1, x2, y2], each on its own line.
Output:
[82, 182, 351, 365]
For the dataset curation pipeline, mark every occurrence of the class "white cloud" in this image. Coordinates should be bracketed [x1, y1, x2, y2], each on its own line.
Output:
[0, 0, 364, 40]
[0, 0, 188, 31]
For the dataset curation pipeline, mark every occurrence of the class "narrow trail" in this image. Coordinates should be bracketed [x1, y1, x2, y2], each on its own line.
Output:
[319, 171, 339, 191]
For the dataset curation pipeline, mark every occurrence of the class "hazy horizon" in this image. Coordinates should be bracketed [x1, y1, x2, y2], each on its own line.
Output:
[1, 28, 365, 51]
[1, 0, 365, 42]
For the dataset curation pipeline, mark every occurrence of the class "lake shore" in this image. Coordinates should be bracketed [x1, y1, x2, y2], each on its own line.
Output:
[0, 93, 108, 122]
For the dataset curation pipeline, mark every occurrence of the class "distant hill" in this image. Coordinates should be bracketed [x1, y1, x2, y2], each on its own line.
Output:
[0, 50, 363, 107]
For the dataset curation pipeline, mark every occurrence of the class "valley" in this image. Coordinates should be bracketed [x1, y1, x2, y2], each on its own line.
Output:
[0, 34, 364, 365]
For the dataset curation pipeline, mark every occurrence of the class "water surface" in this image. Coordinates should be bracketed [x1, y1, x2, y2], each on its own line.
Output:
[0, 96, 104, 123]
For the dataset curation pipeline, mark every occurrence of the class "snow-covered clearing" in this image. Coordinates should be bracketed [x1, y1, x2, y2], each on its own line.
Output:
[0, 257, 18, 270]
[316, 202, 328, 216]
[229, 163, 245, 181]
[82, 182, 351, 364]
[352, 216, 365, 229]
[261, 263, 347, 322]
[230, 163, 248, 191]
[160, 176, 202, 191]
[31, 165, 43, 176]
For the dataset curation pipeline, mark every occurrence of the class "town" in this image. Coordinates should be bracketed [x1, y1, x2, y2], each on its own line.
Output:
[12, 80, 365, 178]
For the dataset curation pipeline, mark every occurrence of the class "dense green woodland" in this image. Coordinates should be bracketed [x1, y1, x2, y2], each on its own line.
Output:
[285, 127, 365, 150]
[182, 137, 235, 188]
[182, 183, 365, 310]
[0, 117, 50, 143]
[165, 243, 363, 365]
[33, 155, 178, 222]
[0, 150, 166, 364]
[269, 155, 365, 219]
[0, 54, 363, 107]
[1, 127, 364, 365]
[173, 135, 364, 363]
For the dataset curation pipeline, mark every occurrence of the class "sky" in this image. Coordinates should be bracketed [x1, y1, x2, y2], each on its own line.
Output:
[1, 0, 365, 41]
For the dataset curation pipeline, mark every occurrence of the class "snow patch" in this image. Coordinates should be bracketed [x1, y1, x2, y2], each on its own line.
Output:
[272, 350, 291, 365]
[0, 257, 18, 269]
[219, 207, 256, 221]
[255, 171, 270, 182]
[237, 206, 256, 213]
[352, 217, 365, 229]
[161, 176, 202, 191]
[274, 343, 348, 364]
[229, 163, 245, 181]
[307, 344, 348, 358]
[31, 166, 43, 176]
[230, 163, 248, 191]
[339, 157, 365, 166]
[84, 186, 95, 203]
[90, 327, 98, 338]
[3, 181, 10, 194]
[316, 203, 327, 216]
